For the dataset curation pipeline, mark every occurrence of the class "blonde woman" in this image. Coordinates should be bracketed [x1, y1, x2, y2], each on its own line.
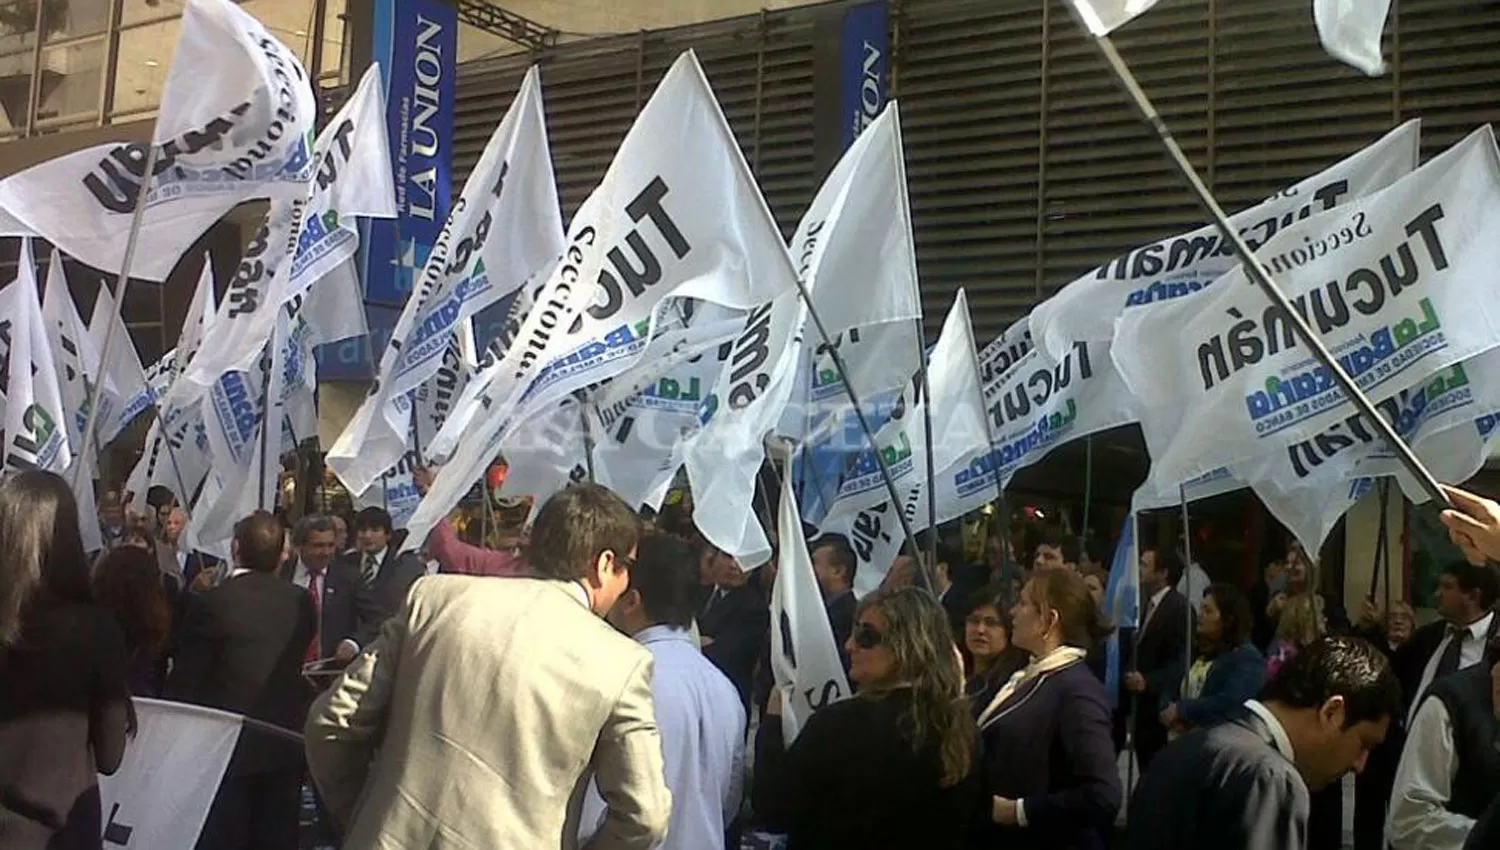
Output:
[1266, 591, 1324, 680]
[753, 587, 981, 849]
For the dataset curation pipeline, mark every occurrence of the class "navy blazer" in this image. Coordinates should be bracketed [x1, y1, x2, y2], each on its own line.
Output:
[1168, 643, 1266, 729]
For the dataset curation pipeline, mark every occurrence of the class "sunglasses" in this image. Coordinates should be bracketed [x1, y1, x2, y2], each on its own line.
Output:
[853, 621, 884, 649]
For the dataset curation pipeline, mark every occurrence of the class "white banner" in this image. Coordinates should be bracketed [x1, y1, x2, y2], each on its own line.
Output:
[40, 252, 106, 552]
[770, 474, 853, 743]
[1066, 0, 1162, 36]
[1115, 126, 1500, 491]
[1315, 0, 1393, 76]
[1028, 120, 1420, 362]
[816, 501, 911, 599]
[3, 242, 70, 474]
[329, 65, 561, 497]
[89, 287, 149, 447]
[406, 50, 799, 551]
[0, 0, 317, 281]
[97, 698, 242, 850]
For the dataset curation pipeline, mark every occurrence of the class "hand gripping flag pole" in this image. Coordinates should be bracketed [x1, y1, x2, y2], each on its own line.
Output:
[1063, 3, 1452, 510]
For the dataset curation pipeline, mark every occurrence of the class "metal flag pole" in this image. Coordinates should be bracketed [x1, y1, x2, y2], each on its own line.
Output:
[1178, 484, 1195, 682]
[1081, 434, 1094, 558]
[256, 346, 274, 511]
[1070, 17, 1452, 511]
[961, 327, 1012, 587]
[72, 144, 161, 492]
[913, 319, 940, 578]
[576, 392, 597, 482]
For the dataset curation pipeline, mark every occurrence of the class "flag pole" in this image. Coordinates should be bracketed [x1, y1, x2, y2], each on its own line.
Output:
[790, 286, 930, 589]
[961, 328, 1012, 585]
[256, 345, 274, 511]
[1072, 19, 1451, 510]
[914, 318, 939, 581]
[1178, 484, 1194, 685]
[1081, 434, 1094, 557]
[576, 391, 597, 482]
[72, 144, 161, 492]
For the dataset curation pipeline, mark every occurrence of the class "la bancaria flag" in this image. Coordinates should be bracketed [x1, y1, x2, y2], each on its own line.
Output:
[406, 49, 799, 552]
[1028, 120, 1420, 362]
[770, 475, 853, 744]
[97, 699, 241, 850]
[0, 0, 316, 281]
[1115, 125, 1500, 492]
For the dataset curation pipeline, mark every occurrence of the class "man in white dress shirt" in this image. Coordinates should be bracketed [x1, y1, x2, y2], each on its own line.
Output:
[584, 531, 747, 850]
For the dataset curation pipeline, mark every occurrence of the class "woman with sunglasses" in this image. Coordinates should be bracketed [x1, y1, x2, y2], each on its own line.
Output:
[970, 569, 1120, 850]
[962, 585, 1030, 703]
[753, 586, 980, 849]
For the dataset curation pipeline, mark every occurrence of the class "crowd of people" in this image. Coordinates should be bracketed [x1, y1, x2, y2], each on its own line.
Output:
[0, 468, 1498, 850]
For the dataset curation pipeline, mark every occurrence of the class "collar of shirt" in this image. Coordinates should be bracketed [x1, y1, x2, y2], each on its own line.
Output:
[229, 567, 252, 580]
[1454, 610, 1495, 642]
[1244, 699, 1295, 761]
[294, 560, 327, 587]
[635, 624, 695, 648]
[363, 547, 387, 565]
[563, 581, 591, 611]
[1148, 585, 1171, 609]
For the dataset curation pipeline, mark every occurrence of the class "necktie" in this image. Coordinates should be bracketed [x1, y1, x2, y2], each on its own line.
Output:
[362, 553, 378, 586]
[1436, 624, 1466, 680]
[1141, 594, 1158, 631]
[304, 571, 323, 665]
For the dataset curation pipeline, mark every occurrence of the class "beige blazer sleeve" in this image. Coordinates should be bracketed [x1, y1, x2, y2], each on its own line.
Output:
[583, 654, 672, 850]
[303, 609, 406, 827]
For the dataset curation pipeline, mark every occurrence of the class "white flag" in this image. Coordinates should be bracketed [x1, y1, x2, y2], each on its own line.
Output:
[1066, 0, 1162, 36]
[977, 317, 1035, 387]
[327, 64, 561, 497]
[0, 0, 316, 280]
[406, 50, 799, 551]
[40, 252, 106, 551]
[1028, 120, 1420, 362]
[88, 287, 149, 446]
[816, 501, 912, 599]
[97, 698, 242, 850]
[1115, 126, 1500, 492]
[172, 63, 395, 408]
[1315, 0, 1393, 76]
[771, 474, 853, 743]
[3, 242, 70, 474]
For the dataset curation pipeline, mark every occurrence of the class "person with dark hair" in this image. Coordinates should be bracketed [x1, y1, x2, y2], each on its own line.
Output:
[340, 505, 424, 630]
[1123, 544, 1193, 771]
[411, 467, 528, 577]
[936, 543, 979, 639]
[0, 471, 131, 850]
[754, 587, 980, 849]
[1032, 530, 1080, 573]
[811, 533, 858, 673]
[971, 568, 1120, 850]
[699, 544, 769, 714]
[580, 532, 746, 850]
[1080, 538, 1111, 575]
[166, 511, 316, 850]
[1125, 635, 1402, 849]
[1160, 583, 1265, 736]
[281, 514, 381, 670]
[93, 546, 172, 697]
[305, 483, 671, 849]
[962, 585, 1029, 702]
[1386, 634, 1500, 849]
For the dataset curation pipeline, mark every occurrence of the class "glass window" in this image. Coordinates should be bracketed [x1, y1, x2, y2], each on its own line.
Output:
[43, 0, 111, 42]
[121, 0, 184, 28]
[0, 0, 38, 37]
[36, 36, 102, 122]
[0, 47, 32, 132]
[319, 0, 345, 82]
[112, 15, 173, 115]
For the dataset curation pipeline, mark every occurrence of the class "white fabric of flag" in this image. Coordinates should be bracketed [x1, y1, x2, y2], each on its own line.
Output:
[1028, 120, 1420, 362]
[41, 252, 106, 551]
[977, 317, 1034, 388]
[406, 50, 799, 552]
[172, 64, 394, 408]
[1315, 0, 1393, 77]
[0, 0, 317, 280]
[816, 500, 912, 599]
[97, 698, 242, 850]
[770, 475, 853, 743]
[1114, 126, 1500, 494]
[191, 347, 277, 551]
[1066, 0, 1162, 36]
[3, 242, 70, 475]
[329, 65, 560, 497]
[88, 287, 149, 446]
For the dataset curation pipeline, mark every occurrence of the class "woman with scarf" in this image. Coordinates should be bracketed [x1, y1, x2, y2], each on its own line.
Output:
[970, 568, 1120, 850]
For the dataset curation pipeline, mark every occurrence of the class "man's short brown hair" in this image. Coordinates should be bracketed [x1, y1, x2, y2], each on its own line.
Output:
[235, 510, 286, 574]
[525, 484, 640, 582]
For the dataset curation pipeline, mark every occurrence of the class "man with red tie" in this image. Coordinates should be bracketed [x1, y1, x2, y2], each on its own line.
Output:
[281, 515, 381, 671]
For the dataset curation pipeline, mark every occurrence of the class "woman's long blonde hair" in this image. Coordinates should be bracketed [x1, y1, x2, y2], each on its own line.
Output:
[1277, 592, 1323, 648]
[856, 586, 977, 786]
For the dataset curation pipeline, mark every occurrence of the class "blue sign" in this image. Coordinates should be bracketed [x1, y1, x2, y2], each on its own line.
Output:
[321, 0, 457, 380]
[839, 1, 890, 150]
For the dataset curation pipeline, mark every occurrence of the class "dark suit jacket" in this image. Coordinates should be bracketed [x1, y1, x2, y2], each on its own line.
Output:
[277, 559, 380, 659]
[338, 548, 425, 644]
[701, 583, 769, 710]
[166, 570, 316, 736]
[972, 660, 1122, 850]
[1467, 792, 1500, 850]
[0, 602, 130, 850]
[1168, 643, 1267, 728]
[826, 590, 856, 675]
[1125, 708, 1309, 850]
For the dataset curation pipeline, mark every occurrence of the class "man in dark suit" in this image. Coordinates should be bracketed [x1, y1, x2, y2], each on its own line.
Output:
[811, 534, 857, 675]
[1122, 545, 1192, 771]
[280, 515, 380, 669]
[1125, 636, 1402, 850]
[341, 506, 425, 639]
[700, 546, 769, 713]
[166, 511, 316, 850]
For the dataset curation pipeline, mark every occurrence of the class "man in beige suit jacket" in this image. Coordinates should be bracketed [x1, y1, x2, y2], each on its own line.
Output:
[304, 484, 672, 849]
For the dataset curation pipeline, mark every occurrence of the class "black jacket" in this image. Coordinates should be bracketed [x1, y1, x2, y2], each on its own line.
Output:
[754, 689, 980, 850]
[701, 583, 769, 710]
[972, 659, 1121, 850]
[1424, 663, 1500, 821]
[338, 547, 425, 643]
[277, 558, 380, 659]
[1125, 707, 1309, 850]
[825, 590, 856, 675]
